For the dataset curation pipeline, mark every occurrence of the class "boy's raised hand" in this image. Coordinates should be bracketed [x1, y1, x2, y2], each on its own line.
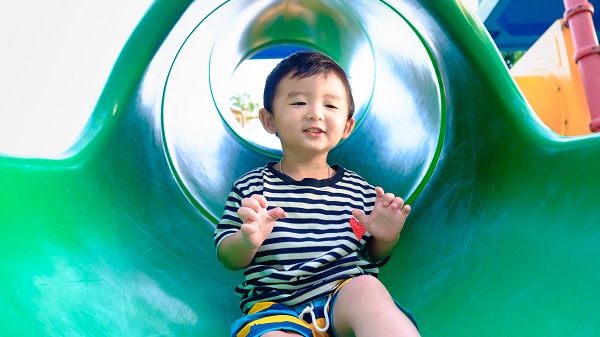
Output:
[238, 194, 287, 250]
[352, 186, 411, 243]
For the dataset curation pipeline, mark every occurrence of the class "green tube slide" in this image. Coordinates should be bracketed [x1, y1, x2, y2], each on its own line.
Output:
[1, 0, 599, 336]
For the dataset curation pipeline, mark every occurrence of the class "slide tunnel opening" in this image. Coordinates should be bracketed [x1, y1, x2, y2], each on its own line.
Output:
[161, 0, 445, 221]
[220, 42, 375, 152]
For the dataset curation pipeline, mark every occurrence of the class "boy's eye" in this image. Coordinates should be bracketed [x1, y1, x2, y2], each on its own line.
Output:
[325, 104, 338, 109]
[291, 102, 306, 106]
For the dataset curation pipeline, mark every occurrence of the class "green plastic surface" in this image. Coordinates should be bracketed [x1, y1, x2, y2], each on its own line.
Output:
[2, 0, 599, 336]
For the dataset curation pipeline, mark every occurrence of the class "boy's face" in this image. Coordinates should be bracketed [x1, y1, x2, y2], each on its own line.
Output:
[259, 73, 355, 157]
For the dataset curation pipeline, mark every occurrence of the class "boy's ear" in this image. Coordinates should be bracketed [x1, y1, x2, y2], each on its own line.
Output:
[341, 117, 356, 139]
[259, 108, 277, 134]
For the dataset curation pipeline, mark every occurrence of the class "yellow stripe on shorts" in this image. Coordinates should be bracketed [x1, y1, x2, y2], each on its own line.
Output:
[236, 314, 316, 337]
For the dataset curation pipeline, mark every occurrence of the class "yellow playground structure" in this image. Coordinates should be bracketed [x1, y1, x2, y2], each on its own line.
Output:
[511, 1, 599, 136]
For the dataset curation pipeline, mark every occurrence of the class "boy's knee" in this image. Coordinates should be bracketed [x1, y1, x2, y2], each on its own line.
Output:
[339, 275, 392, 304]
[333, 276, 408, 336]
[347, 275, 385, 292]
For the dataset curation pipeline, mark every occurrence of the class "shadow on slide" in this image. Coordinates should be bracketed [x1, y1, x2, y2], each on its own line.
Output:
[1, 0, 599, 336]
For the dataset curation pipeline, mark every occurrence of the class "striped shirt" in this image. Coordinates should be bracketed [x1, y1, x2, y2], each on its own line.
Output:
[214, 162, 389, 314]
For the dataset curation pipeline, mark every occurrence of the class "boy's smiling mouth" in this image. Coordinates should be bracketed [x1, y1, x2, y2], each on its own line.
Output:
[304, 127, 325, 134]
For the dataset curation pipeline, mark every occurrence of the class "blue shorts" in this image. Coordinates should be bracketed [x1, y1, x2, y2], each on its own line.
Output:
[229, 280, 418, 337]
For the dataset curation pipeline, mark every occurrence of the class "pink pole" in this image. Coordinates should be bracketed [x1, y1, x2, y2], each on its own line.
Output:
[563, 0, 600, 132]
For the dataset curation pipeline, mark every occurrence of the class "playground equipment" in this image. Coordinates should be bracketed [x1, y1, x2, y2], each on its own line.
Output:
[511, 0, 600, 135]
[2, 0, 600, 336]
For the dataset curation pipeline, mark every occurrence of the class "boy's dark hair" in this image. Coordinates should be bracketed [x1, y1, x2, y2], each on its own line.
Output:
[262, 50, 355, 118]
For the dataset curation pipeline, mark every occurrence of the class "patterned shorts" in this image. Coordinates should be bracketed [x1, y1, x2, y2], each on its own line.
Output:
[229, 279, 418, 337]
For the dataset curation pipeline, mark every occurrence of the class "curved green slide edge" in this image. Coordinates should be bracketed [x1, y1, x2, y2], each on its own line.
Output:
[1, 1, 599, 336]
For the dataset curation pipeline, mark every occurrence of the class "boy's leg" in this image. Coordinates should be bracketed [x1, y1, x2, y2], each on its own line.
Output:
[331, 275, 420, 337]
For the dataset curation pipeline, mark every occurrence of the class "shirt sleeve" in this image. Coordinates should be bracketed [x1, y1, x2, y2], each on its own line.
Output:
[213, 185, 244, 257]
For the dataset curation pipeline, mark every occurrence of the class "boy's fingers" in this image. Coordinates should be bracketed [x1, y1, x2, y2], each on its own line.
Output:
[250, 194, 268, 208]
[268, 207, 287, 220]
[374, 186, 385, 198]
[390, 197, 405, 209]
[352, 209, 368, 224]
[402, 204, 411, 215]
[242, 197, 263, 213]
[383, 193, 396, 206]
[238, 207, 257, 223]
[240, 223, 257, 235]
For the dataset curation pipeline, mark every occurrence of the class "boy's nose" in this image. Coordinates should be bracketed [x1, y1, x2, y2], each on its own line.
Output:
[307, 104, 325, 120]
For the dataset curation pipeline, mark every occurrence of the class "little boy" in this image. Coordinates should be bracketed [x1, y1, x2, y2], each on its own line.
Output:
[214, 50, 419, 337]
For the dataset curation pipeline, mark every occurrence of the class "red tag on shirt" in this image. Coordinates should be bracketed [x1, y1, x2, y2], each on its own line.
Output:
[350, 217, 366, 240]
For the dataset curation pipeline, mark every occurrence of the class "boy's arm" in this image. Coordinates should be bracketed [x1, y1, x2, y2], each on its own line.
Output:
[217, 194, 287, 271]
[217, 231, 259, 271]
[367, 233, 401, 264]
[352, 186, 411, 264]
